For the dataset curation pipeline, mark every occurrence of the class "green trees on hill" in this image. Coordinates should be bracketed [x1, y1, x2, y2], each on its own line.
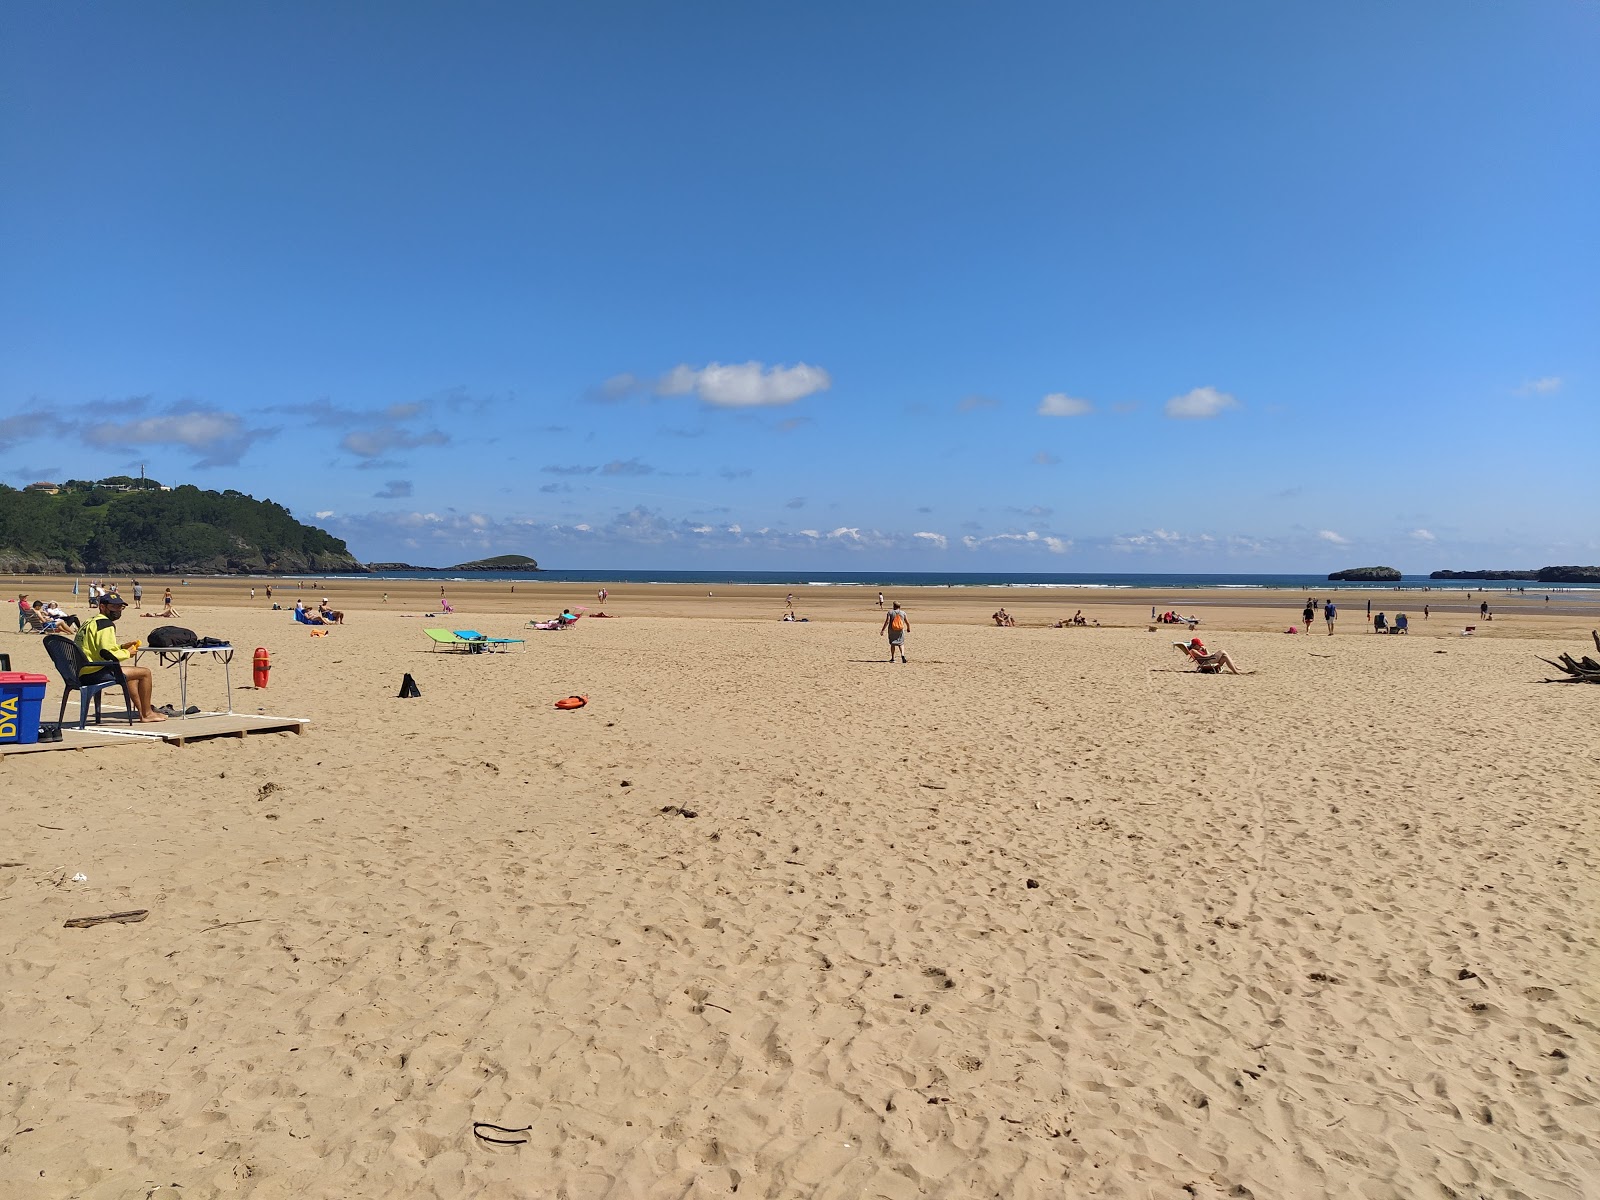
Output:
[0, 482, 360, 573]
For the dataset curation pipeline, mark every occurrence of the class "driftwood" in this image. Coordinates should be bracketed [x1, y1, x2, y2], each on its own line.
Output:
[1537, 630, 1600, 683]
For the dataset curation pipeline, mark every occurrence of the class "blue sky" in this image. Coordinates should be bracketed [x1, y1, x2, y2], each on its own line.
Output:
[3, 3, 1595, 571]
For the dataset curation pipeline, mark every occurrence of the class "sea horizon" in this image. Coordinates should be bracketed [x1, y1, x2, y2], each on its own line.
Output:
[249, 568, 1600, 593]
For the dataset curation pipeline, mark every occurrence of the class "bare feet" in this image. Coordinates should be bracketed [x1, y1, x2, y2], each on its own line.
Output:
[139, 711, 168, 723]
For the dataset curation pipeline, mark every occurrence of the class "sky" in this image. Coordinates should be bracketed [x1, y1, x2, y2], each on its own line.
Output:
[3, 2, 1596, 572]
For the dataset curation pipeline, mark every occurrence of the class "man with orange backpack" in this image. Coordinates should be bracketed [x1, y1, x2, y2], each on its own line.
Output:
[880, 601, 910, 663]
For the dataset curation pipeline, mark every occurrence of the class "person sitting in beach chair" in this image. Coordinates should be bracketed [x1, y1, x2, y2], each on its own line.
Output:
[22, 602, 69, 634]
[293, 600, 327, 626]
[42, 601, 82, 630]
[1373, 612, 1387, 633]
[1174, 637, 1243, 675]
[1392, 613, 1409, 634]
[317, 599, 345, 624]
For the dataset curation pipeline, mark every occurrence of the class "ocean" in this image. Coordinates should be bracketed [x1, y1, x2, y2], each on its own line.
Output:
[266, 569, 1599, 593]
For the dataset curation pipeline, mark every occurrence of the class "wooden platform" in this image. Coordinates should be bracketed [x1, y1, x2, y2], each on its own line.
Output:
[0, 711, 309, 755]
[0, 726, 154, 757]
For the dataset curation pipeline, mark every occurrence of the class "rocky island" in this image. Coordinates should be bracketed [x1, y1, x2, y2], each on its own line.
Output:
[1327, 566, 1402, 582]
[366, 554, 539, 573]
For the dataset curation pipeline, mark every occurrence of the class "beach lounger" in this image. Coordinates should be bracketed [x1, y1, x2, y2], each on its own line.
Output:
[424, 628, 482, 652]
[453, 629, 525, 652]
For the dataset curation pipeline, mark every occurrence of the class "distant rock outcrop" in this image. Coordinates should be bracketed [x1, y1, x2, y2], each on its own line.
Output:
[452, 554, 539, 572]
[1327, 566, 1402, 581]
[364, 554, 540, 572]
[1431, 566, 1600, 583]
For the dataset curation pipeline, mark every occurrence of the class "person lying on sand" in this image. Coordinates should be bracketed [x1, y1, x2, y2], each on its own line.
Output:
[1174, 637, 1245, 675]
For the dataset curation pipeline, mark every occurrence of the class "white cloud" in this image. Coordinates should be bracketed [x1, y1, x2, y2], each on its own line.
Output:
[958, 530, 1070, 554]
[1038, 393, 1093, 417]
[1317, 530, 1350, 545]
[1109, 528, 1219, 554]
[1410, 528, 1436, 541]
[1515, 376, 1562, 397]
[1165, 386, 1239, 419]
[913, 531, 948, 550]
[0, 411, 56, 451]
[657, 361, 832, 408]
[341, 427, 449, 458]
[82, 405, 273, 467]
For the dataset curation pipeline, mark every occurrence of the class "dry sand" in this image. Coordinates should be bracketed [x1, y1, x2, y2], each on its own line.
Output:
[2, 577, 1597, 1198]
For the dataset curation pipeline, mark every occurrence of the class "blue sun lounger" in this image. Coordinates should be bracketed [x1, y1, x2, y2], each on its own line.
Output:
[453, 629, 525, 652]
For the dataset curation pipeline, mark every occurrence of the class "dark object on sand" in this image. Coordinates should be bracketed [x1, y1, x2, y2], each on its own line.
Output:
[64, 909, 149, 929]
[398, 673, 421, 698]
[473, 1121, 532, 1146]
[1537, 630, 1600, 684]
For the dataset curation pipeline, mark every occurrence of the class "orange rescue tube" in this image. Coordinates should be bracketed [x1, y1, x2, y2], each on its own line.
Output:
[252, 647, 270, 688]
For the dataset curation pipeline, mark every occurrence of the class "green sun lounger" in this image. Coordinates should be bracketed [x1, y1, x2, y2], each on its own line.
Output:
[424, 628, 480, 652]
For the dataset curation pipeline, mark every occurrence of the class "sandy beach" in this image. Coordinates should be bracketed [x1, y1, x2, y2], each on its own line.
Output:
[3, 578, 1597, 1198]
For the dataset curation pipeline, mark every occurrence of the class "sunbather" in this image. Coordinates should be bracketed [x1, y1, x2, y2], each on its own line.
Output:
[1174, 637, 1243, 675]
[23, 603, 68, 634]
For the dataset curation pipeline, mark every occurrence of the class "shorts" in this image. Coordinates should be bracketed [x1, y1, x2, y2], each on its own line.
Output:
[888, 632, 905, 646]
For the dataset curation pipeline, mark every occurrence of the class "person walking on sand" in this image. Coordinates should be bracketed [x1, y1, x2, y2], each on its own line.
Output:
[786, 592, 794, 609]
[877, 591, 885, 609]
[1324, 599, 1337, 635]
[881, 601, 910, 663]
[1301, 599, 1314, 632]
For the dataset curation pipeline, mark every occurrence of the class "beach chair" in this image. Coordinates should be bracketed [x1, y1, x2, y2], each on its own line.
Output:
[1393, 613, 1409, 634]
[22, 607, 66, 635]
[452, 629, 525, 652]
[42, 634, 136, 729]
[1373, 613, 1388, 633]
[424, 628, 480, 652]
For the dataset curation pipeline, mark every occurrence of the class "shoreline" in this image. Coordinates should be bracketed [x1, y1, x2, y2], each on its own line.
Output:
[8, 572, 1598, 633]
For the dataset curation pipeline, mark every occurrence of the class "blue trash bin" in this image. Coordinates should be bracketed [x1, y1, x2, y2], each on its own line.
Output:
[0, 672, 47, 745]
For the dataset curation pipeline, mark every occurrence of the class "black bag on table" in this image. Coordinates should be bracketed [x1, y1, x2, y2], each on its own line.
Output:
[146, 626, 198, 648]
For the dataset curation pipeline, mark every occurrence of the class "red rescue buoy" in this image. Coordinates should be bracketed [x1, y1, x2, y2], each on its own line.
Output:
[253, 646, 270, 688]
